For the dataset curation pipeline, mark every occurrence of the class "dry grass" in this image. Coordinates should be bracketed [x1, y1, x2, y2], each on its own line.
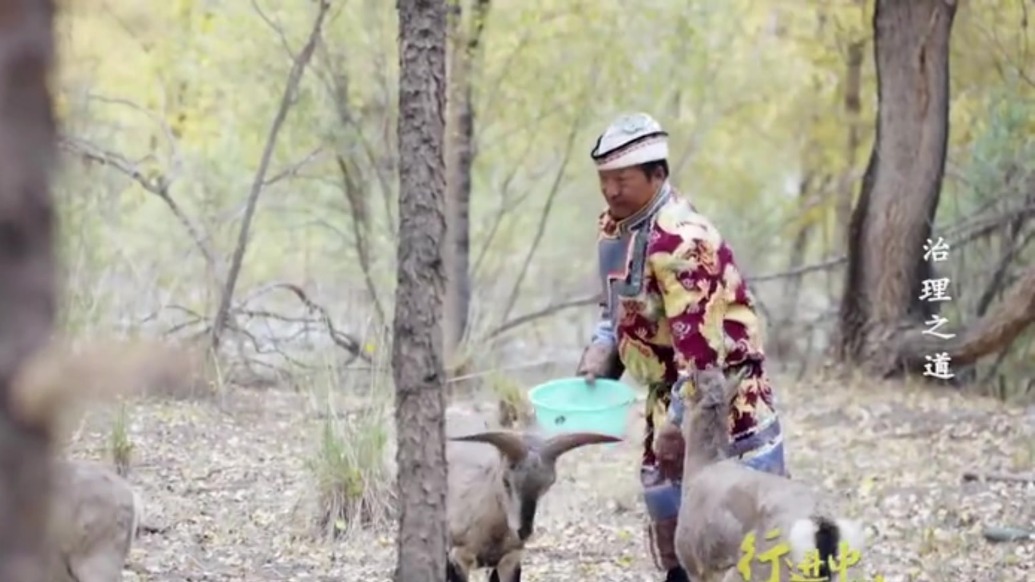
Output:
[109, 400, 134, 477]
[488, 371, 535, 428]
[305, 403, 396, 539]
[60, 368, 1034, 581]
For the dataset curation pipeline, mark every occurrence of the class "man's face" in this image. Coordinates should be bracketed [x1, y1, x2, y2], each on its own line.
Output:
[597, 166, 661, 219]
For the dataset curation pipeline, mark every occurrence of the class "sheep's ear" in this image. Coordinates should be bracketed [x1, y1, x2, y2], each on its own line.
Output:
[691, 368, 727, 407]
[541, 432, 621, 463]
[451, 431, 529, 462]
[724, 368, 750, 400]
[692, 367, 749, 408]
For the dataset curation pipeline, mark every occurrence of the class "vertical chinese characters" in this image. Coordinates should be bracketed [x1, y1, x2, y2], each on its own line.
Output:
[920, 237, 955, 380]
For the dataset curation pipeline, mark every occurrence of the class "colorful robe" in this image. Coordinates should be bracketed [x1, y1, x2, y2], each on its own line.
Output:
[589, 183, 785, 480]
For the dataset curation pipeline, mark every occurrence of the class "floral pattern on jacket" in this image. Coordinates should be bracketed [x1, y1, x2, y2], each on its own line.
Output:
[598, 192, 777, 441]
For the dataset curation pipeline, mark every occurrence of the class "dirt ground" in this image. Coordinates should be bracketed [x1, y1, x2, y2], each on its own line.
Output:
[66, 373, 1034, 582]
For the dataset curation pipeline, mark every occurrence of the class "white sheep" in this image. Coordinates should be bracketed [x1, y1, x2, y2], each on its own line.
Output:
[47, 459, 141, 582]
[445, 429, 621, 582]
[674, 369, 866, 582]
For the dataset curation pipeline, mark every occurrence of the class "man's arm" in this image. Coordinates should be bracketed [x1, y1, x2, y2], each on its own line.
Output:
[590, 296, 617, 346]
[648, 232, 727, 425]
[575, 296, 625, 380]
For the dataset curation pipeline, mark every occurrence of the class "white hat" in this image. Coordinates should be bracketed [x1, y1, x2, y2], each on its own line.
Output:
[590, 112, 669, 171]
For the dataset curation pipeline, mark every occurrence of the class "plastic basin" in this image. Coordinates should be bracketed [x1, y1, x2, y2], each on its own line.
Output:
[527, 377, 637, 438]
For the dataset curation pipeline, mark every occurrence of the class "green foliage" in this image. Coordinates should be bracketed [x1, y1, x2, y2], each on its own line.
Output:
[57, 1, 1034, 391]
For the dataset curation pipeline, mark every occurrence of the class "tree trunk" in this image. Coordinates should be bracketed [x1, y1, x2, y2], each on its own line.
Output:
[772, 174, 826, 363]
[393, 0, 449, 580]
[0, 0, 59, 580]
[443, 0, 490, 370]
[837, 0, 957, 374]
[834, 34, 865, 249]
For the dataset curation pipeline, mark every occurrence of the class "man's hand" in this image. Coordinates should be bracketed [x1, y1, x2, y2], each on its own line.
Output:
[580, 371, 597, 387]
[654, 422, 685, 480]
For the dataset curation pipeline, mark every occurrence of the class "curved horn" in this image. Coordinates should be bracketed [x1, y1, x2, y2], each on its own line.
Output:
[541, 432, 621, 463]
[450, 431, 528, 462]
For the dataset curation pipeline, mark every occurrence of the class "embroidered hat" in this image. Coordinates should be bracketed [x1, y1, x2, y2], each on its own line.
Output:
[590, 112, 669, 171]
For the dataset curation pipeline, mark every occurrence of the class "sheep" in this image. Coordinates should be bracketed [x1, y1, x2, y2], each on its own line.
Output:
[673, 368, 866, 582]
[445, 428, 622, 582]
[47, 460, 141, 582]
[5, 339, 191, 582]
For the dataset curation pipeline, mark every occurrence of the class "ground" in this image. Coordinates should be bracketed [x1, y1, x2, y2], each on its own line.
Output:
[66, 372, 1034, 582]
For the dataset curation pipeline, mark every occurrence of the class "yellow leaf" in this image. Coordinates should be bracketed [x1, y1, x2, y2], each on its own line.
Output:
[857, 475, 876, 496]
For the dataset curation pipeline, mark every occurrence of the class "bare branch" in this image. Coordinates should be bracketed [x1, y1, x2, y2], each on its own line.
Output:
[484, 258, 887, 340]
[83, 93, 184, 175]
[485, 295, 598, 340]
[57, 136, 218, 271]
[314, 38, 398, 233]
[250, 0, 294, 58]
[263, 146, 325, 186]
[336, 154, 387, 326]
[238, 282, 371, 362]
[962, 471, 1035, 485]
[210, 0, 331, 351]
[499, 102, 587, 321]
[974, 222, 1035, 317]
[471, 137, 539, 277]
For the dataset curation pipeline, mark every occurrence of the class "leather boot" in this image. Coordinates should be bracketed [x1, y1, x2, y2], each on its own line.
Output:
[664, 565, 690, 582]
[652, 429, 690, 582]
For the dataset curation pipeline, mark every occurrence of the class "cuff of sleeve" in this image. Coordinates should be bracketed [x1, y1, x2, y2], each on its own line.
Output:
[666, 376, 688, 425]
[591, 322, 617, 346]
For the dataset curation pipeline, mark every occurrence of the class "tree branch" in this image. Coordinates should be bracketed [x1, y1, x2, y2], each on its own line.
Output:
[470, 139, 537, 277]
[314, 38, 398, 234]
[974, 221, 1034, 317]
[57, 136, 219, 271]
[485, 259, 862, 339]
[209, 0, 330, 351]
[239, 282, 371, 363]
[499, 94, 588, 321]
[263, 146, 325, 186]
[336, 154, 387, 327]
[485, 295, 599, 340]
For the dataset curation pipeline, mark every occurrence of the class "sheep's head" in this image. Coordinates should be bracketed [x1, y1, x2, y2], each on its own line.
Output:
[450, 430, 620, 540]
[686, 367, 747, 410]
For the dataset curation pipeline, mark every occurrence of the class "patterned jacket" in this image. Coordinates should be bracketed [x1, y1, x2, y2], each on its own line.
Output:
[590, 183, 777, 442]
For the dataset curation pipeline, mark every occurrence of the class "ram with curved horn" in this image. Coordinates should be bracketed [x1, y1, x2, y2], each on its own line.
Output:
[445, 428, 621, 582]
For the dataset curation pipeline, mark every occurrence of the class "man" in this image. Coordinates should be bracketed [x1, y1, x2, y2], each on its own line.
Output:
[575, 113, 787, 582]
